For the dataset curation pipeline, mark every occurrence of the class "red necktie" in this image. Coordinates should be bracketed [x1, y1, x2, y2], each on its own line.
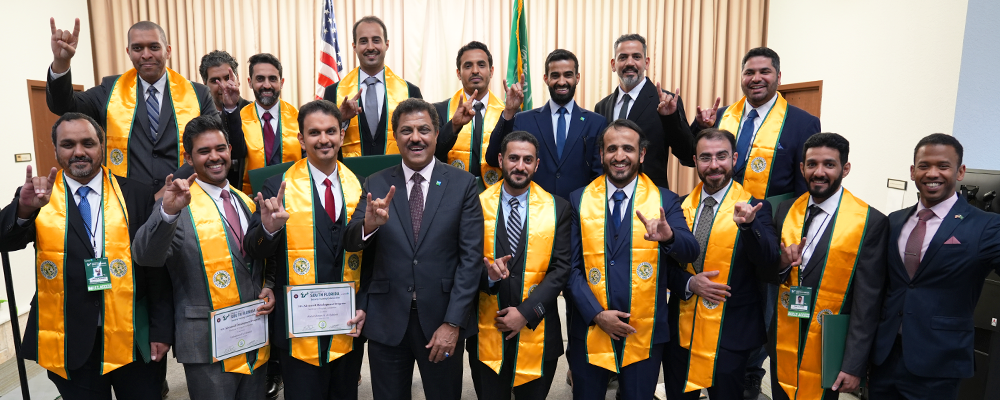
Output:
[323, 178, 338, 222]
[904, 209, 934, 279]
[262, 112, 275, 164]
[219, 190, 245, 257]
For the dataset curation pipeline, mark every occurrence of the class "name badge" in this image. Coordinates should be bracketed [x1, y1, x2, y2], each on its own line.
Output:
[85, 258, 112, 291]
[787, 286, 812, 318]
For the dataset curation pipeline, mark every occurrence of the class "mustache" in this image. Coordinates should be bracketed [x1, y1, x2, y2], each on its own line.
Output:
[69, 156, 93, 164]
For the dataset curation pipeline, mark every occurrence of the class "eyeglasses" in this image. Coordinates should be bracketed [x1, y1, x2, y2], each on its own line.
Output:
[697, 153, 731, 163]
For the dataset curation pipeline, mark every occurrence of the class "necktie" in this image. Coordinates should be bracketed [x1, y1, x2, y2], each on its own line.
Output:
[323, 178, 338, 223]
[507, 197, 522, 255]
[734, 108, 759, 174]
[803, 205, 823, 240]
[409, 173, 425, 242]
[472, 102, 485, 169]
[611, 190, 627, 232]
[77, 186, 94, 241]
[904, 209, 935, 279]
[219, 190, 245, 257]
[556, 107, 568, 158]
[146, 86, 161, 140]
[692, 196, 718, 273]
[262, 112, 276, 164]
[618, 93, 632, 120]
[363, 76, 380, 139]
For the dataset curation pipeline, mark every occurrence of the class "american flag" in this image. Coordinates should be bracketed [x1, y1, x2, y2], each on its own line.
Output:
[315, 0, 344, 99]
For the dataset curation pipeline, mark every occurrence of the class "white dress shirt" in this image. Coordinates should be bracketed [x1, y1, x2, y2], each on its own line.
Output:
[549, 99, 576, 144]
[897, 192, 959, 263]
[799, 187, 843, 270]
[309, 161, 341, 222]
[402, 161, 435, 209]
[256, 101, 281, 134]
[606, 176, 637, 219]
[613, 79, 647, 120]
[691, 181, 731, 234]
[359, 69, 387, 115]
[161, 180, 248, 235]
[65, 171, 105, 256]
[736, 93, 778, 164]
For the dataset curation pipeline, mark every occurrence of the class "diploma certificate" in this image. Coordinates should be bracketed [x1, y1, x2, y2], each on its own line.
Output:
[286, 282, 357, 338]
[210, 299, 269, 362]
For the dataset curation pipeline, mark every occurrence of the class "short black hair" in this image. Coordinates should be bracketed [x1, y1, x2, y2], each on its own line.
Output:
[544, 49, 579, 74]
[199, 50, 239, 82]
[802, 132, 850, 165]
[694, 128, 736, 154]
[52, 112, 104, 146]
[297, 100, 343, 129]
[353, 16, 388, 44]
[742, 47, 780, 74]
[613, 33, 646, 55]
[597, 119, 649, 153]
[127, 21, 168, 46]
[248, 53, 282, 78]
[391, 98, 440, 133]
[455, 41, 493, 69]
[914, 133, 964, 165]
[500, 131, 539, 157]
[182, 114, 230, 155]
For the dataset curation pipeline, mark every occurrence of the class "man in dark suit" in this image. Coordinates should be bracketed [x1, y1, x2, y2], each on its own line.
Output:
[663, 128, 779, 399]
[0, 113, 171, 399]
[768, 133, 887, 400]
[486, 49, 607, 201]
[322, 15, 422, 157]
[564, 120, 699, 400]
[594, 34, 695, 190]
[468, 131, 572, 399]
[47, 19, 216, 193]
[198, 50, 253, 187]
[344, 98, 483, 399]
[133, 115, 275, 400]
[870, 134, 1000, 399]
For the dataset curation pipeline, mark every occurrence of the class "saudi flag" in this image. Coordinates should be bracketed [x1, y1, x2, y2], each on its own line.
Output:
[507, 0, 532, 110]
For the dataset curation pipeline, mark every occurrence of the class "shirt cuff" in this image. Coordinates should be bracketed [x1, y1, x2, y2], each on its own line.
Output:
[16, 217, 31, 227]
[684, 277, 694, 299]
[160, 205, 180, 224]
[488, 276, 500, 287]
[224, 106, 238, 113]
[362, 226, 378, 241]
[49, 66, 69, 80]
[264, 226, 282, 238]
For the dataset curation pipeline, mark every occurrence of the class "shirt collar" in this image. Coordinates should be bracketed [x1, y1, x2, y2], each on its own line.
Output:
[256, 99, 280, 116]
[140, 72, 168, 98]
[501, 183, 529, 205]
[308, 160, 339, 184]
[700, 180, 732, 205]
[917, 192, 959, 220]
[549, 99, 575, 115]
[743, 92, 778, 119]
[64, 169, 104, 197]
[402, 160, 435, 184]
[606, 175, 638, 202]
[359, 68, 386, 84]
[195, 179, 230, 200]
[807, 186, 844, 216]
[617, 78, 647, 104]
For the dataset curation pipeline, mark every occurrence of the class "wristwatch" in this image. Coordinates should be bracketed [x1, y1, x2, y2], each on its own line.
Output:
[448, 323, 459, 328]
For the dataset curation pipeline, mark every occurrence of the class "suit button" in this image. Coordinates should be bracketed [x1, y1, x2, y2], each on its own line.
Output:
[610, 260, 615, 266]
[413, 260, 419, 265]
[152, 153, 158, 158]
[407, 286, 413, 292]
[95, 301, 100, 307]
[908, 284, 915, 289]
[898, 311, 903, 316]
[556, 173, 561, 178]
[153, 179, 161, 186]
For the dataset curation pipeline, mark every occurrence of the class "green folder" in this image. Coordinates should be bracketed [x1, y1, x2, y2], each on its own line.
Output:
[248, 161, 295, 195]
[764, 192, 796, 218]
[821, 313, 865, 389]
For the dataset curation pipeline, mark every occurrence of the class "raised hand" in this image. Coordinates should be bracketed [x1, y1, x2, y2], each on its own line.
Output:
[256, 181, 289, 233]
[594, 310, 636, 340]
[733, 201, 764, 225]
[362, 186, 396, 235]
[451, 89, 478, 131]
[161, 174, 198, 215]
[779, 239, 806, 270]
[340, 89, 362, 122]
[636, 207, 674, 242]
[502, 74, 525, 120]
[50, 17, 80, 74]
[17, 165, 58, 219]
[221, 68, 242, 110]
[656, 83, 681, 116]
[689, 270, 732, 304]
[483, 255, 511, 281]
[696, 97, 722, 129]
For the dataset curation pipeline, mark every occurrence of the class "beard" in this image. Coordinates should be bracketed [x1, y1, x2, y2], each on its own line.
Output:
[548, 83, 577, 105]
[502, 168, 531, 190]
[603, 159, 640, 187]
[807, 173, 844, 201]
[64, 156, 96, 179]
[618, 67, 643, 89]
[255, 88, 280, 108]
[698, 167, 733, 194]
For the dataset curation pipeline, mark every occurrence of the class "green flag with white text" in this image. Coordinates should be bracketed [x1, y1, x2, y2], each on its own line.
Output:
[507, 0, 532, 110]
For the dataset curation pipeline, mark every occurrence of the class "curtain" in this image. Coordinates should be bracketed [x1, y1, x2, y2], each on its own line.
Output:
[89, 0, 767, 195]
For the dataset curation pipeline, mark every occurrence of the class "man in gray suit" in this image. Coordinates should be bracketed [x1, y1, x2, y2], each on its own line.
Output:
[345, 98, 484, 400]
[133, 114, 275, 400]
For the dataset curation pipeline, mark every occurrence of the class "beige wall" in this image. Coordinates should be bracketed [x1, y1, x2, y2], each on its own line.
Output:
[767, 0, 968, 213]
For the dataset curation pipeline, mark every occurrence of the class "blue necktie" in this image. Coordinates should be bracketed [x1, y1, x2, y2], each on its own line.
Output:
[77, 186, 93, 238]
[556, 107, 567, 158]
[146, 86, 161, 141]
[734, 108, 759, 176]
[611, 190, 626, 232]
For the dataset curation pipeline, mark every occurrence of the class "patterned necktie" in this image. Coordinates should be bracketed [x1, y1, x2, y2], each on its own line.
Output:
[472, 102, 485, 167]
[409, 173, 425, 242]
[904, 209, 935, 279]
[262, 112, 276, 164]
[556, 107, 568, 158]
[611, 190, 627, 232]
[693, 196, 718, 273]
[734, 108, 759, 174]
[323, 178, 338, 223]
[219, 190, 245, 257]
[618, 93, 631, 120]
[146, 86, 161, 140]
[507, 197, 522, 255]
[77, 186, 93, 239]
[363, 76, 380, 138]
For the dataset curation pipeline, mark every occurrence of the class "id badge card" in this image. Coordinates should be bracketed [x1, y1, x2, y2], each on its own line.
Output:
[787, 286, 812, 318]
[85, 258, 112, 291]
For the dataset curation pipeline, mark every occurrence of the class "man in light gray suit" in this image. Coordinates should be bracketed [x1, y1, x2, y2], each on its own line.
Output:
[346, 98, 484, 400]
[133, 114, 275, 400]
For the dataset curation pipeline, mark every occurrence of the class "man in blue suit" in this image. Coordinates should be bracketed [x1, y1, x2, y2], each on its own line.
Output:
[870, 134, 1000, 399]
[564, 120, 698, 400]
[486, 49, 607, 200]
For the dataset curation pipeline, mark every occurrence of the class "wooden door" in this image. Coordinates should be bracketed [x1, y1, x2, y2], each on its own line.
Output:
[779, 80, 822, 118]
[27, 79, 84, 174]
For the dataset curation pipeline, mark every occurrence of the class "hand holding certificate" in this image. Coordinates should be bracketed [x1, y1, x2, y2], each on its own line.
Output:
[210, 299, 269, 362]
[286, 282, 359, 337]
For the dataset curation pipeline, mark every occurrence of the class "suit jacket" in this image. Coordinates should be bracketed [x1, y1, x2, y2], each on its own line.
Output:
[46, 69, 217, 192]
[773, 195, 888, 377]
[0, 175, 172, 370]
[220, 97, 254, 187]
[564, 181, 699, 345]
[477, 192, 573, 360]
[872, 196, 1000, 378]
[345, 160, 484, 345]
[485, 103, 607, 200]
[693, 103, 820, 198]
[594, 79, 696, 189]
[668, 196, 780, 351]
[132, 186, 264, 364]
[321, 78, 422, 156]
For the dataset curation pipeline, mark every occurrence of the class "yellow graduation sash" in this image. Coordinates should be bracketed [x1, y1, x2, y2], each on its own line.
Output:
[187, 182, 269, 374]
[105, 68, 201, 177]
[35, 168, 135, 378]
[578, 174, 661, 372]
[336, 67, 409, 157]
[477, 181, 556, 386]
[678, 181, 752, 392]
[282, 159, 363, 366]
[718, 94, 789, 198]
[775, 189, 868, 400]
[446, 90, 504, 185]
[240, 100, 302, 194]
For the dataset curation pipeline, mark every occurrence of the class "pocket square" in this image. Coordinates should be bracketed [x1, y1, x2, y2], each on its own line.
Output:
[944, 236, 962, 245]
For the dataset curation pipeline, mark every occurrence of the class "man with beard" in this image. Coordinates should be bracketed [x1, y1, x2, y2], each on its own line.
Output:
[593, 34, 695, 189]
[486, 49, 606, 200]
[47, 18, 216, 193]
[434, 41, 522, 186]
[768, 133, 887, 400]
[0, 113, 171, 398]
[468, 131, 572, 399]
[323, 15, 423, 157]
[133, 114, 275, 399]
[563, 119, 698, 400]
[663, 128, 779, 399]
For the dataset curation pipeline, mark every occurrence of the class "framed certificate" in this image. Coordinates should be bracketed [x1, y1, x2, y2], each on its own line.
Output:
[286, 282, 357, 338]
[210, 299, 269, 362]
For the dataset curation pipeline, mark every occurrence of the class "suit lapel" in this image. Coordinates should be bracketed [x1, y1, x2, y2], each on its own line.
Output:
[534, 105, 559, 164]
[914, 198, 970, 281]
[601, 88, 619, 121]
[156, 84, 174, 141]
[609, 202, 633, 257]
[802, 212, 836, 283]
[630, 79, 658, 122]
[414, 161, 448, 252]
[389, 165, 416, 249]
[232, 197, 253, 270]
